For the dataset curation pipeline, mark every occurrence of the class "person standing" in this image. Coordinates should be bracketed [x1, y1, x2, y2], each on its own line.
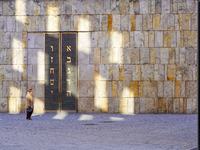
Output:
[26, 89, 34, 120]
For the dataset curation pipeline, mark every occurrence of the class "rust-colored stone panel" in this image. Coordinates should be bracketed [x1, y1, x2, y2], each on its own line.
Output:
[112, 81, 118, 98]
[129, 81, 139, 97]
[22, 32, 27, 48]
[101, 98, 108, 113]
[163, 31, 170, 48]
[139, 81, 143, 97]
[175, 81, 181, 97]
[131, 14, 135, 31]
[167, 65, 176, 81]
[153, 14, 160, 30]
[119, 65, 124, 80]
[183, 98, 187, 114]
[107, 14, 112, 31]
[179, 98, 183, 114]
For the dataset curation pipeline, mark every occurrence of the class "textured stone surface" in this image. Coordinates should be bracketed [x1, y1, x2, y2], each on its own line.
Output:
[0, 0, 198, 114]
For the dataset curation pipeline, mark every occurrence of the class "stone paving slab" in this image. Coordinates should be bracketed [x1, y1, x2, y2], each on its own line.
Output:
[0, 113, 197, 150]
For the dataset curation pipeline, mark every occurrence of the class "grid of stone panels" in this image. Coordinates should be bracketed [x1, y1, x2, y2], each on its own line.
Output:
[0, 0, 197, 114]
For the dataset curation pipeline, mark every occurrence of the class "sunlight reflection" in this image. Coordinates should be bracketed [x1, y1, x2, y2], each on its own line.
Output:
[52, 113, 68, 120]
[37, 51, 44, 83]
[109, 117, 125, 121]
[32, 113, 45, 117]
[78, 114, 94, 121]
[47, 3, 59, 31]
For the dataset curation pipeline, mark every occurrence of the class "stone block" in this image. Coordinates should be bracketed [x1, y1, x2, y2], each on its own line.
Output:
[88, 81, 95, 98]
[140, 48, 149, 64]
[108, 98, 119, 113]
[169, 48, 176, 64]
[160, 14, 168, 30]
[163, 31, 170, 48]
[130, 0, 140, 14]
[16, 98, 26, 113]
[129, 81, 139, 97]
[112, 81, 118, 98]
[6, 16, 15, 32]
[175, 14, 179, 30]
[5, 65, 13, 80]
[134, 31, 144, 47]
[186, 0, 196, 13]
[134, 98, 140, 114]
[142, 81, 157, 98]
[178, 0, 186, 13]
[102, 97, 109, 113]
[144, 31, 149, 47]
[143, 14, 152, 31]
[78, 48, 90, 64]
[112, 15, 120, 31]
[135, 15, 143, 31]
[131, 48, 140, 64]
[8, 97, 16, 113]
[99, 65, 109, 80]
[3, 1, 15, 15]
[60, 15, 71, 31]
[122, 32, 129, 48]
[179, 98, 184, 113]
[160, 48, 169, 64]
[141, 65, 154, 81]
[130, 15, 135, 31]
[78, 80, 88, 97]
[145, 98, 155, 113]
[189, 81, 197, 98]
[191, 13, 197, 30]
[121, 15, 129, 31]
[132, 65, 141, 81]
[180, 14, 191, 30]
[127, 98, 134, 114]
[149, 31, 154, 47]
[140, 0, 150, 14]
[167, 65, 176, 81]
[112, 65, 119, 80]
[35, 16, 46, 31]
[123, 65, 132, 81]
[0, 49, 6, 65]
[153, 14, 161, 30]
[173, 98, 179, 113]
[139, 98, 145, 113]
[121, 81, 130, 98]
[0, 81, 2, 97]
[155, 0, 162, 13]
[164, 81, 174, 97]
[155, 31, 163, 47]
[27, 33, 44, 49]
[166, 97, 173, 113]
[119, 98, 128, 114]
[154, 64, 165, 81]
[78, 98, 94, 113]
[170, 31, 176, 47]
[158, 81, 164, 97]
[162, 0, 170, 13]
[186, 98, 193, 114]
[185, 48, 195, 65]
[175, 81, 185, 98]
[0, 98, 7, 112]
[158, 98, 166, 114]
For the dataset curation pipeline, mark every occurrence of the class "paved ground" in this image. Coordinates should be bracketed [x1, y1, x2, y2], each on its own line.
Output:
[0, 113, 197, 150]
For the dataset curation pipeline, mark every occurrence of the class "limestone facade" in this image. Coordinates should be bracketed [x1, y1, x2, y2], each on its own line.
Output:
[0, 0, 197, 114]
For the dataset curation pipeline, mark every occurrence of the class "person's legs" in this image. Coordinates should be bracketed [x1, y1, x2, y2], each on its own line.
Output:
[26, 108, 31, 119]
[30, 109, 33, 119]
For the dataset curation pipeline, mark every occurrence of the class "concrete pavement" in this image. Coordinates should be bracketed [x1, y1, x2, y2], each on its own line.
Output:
[0, 113, 197, 150]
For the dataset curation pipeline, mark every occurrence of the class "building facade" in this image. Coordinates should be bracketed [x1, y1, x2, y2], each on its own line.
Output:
[0, 0, 197, 114]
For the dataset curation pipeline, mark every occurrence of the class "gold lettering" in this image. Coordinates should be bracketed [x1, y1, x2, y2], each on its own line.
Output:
[50, 68, 54, 74]
[67, 57, 71, 63]
[67, 46, 71, 51]
[67, 90, 71, 97]
[51, 46, 53, 52]
[67, 68, 71, 74]
[50, 79, 54, 85]
[51, 90, 53, 94]
[51, 57, 53, 63]
[67, 79, 70, 85]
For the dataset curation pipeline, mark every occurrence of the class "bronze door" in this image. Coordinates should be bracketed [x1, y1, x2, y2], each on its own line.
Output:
[44, 33, 77, 112]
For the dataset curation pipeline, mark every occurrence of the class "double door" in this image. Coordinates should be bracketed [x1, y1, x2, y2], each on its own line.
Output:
[45, 33, 77, 112]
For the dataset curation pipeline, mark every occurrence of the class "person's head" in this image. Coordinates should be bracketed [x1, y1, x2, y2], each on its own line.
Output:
[28, 89, 33, 94]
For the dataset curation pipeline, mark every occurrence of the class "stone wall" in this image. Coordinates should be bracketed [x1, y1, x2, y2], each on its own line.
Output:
[0, 0, 197, 114]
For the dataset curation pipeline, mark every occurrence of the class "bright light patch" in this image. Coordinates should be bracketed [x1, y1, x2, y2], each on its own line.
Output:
[78, 114, 94, 121]
[52, 113, 68, 120]
[109, 117, 125, 121]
